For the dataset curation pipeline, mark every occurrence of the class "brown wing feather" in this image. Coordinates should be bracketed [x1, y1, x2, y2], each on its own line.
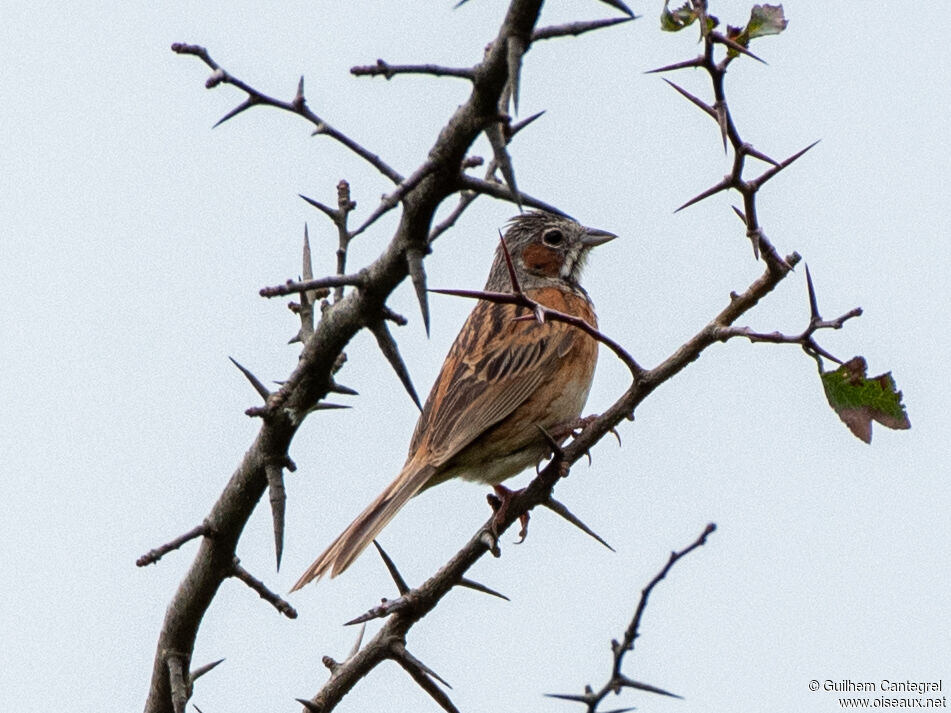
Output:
[410, 299, 578, 467]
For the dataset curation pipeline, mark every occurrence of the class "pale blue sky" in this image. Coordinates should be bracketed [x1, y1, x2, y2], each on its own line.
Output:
[2, 3, 948, 712]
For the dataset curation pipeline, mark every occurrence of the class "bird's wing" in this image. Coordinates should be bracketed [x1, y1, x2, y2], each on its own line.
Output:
[410, 298, 579, 467]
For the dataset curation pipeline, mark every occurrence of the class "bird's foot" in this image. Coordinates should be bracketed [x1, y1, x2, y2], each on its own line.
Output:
[550, 414, 598, 440]
[487, 484, 530, 543]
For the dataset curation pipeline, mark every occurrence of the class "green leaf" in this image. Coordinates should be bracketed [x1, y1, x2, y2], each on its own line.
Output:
[725, 4, 788, 56]
[661, 1, 698, 32]
[820, 356, 911, 444]
[747, 4, 788, 39]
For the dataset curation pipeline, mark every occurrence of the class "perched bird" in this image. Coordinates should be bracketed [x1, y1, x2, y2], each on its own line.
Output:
[291, 211, 615, 588]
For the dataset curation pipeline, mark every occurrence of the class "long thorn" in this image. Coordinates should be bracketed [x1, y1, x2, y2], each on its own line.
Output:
[394, 656, 460, 713]
[189, 658, 225, 682]
[373, 540, 410, 595]
[510, 109, 545, 137]
[299, 193, 338, 221]
[506, 35, 526, 114]
[597, 0, 635, 16]
[486, 122, 521, 209]
[711, 31, 767, 64]
[804, 264, 820, 321]
[406, 248, 431, 336]
[674, 177, 731, 213]
[369, 320, 422, 410]
[265, 463, 286, 571]
[212, 98, 256, 128]
[498, 231, 522, 293]
[662, 79, 716, 119]
[543, 498, 615, 551]
[752, 139, 821, 189]
[347, 623, 366, 660]
[229, 357, 270, 400]
[617, 674, 683, 699]
[645, 56, 704, 74]
[457, 577, 511, 601]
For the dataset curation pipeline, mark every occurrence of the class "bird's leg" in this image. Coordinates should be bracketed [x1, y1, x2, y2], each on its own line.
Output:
[548, 414, 598, 441]
[487, 484, 530, 543]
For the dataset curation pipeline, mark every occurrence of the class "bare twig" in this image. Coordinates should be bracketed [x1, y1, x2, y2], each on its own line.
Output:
[546, 524, 714, 711]
[171, 44, 404, 184]
[260, 273, 365, 299]
[230, 558, 298, 619]
[137, 523, 213, 567]
[351, 59, 475, 80]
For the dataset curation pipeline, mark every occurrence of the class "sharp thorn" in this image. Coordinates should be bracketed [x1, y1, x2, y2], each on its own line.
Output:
[228, 357, 270, 400]
[456, 577, 511, 601]
[782, 138, 822, 166]
[189, 658, 225, 682]
[497, 231, 522, 294]
[309, 402, 351, 411]
[712, 31, 767, 64]
[661, 79, 715, 118]
[510, 110, 545, 137]
[299, 193, 338, 221]
[597, 0, 635, 17]
[717, 102, 729, 152]
[535, 423, 563, 457]
[674, 178, 731, 213]
[506, 36, 525, 115]
[616, 674, 684, 699]
[645, 56, 704, 74]
[544, 693, 592, 703]
[610, 426, 622, 447]
[543, 497, 615, 552]
[745, 144, 779, 166]
[302, 224, 314, 279]
[753, 139, 821, 188]
[372, 540, 410, 595]
[406, 248, 431, 336]
[486, 123, 521, 209]
[369, 320, 423, 410]
[396, 645, 454, 689]
[805, 264, 820, 321]
[347, 623, 366, 660]
[265, 464, 286, 571]
[212, 98, 255, 129]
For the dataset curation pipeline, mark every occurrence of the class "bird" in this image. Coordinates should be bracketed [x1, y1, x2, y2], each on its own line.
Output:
[291, 210, 615, 589]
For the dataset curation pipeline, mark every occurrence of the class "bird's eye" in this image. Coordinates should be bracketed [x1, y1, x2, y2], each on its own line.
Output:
[542, 229, 565, 246]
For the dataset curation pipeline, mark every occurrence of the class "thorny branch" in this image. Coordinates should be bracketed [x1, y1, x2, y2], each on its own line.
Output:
[145, 2, 580, 711]
[296, 241, 801, 712]
[170, 43, 403, 185]
[145, 2, 860, 713]
[651, 2, 811, 266]
[547, 524, 715, 712]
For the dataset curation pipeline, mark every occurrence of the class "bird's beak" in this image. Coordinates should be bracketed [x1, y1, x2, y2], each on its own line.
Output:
[581, 226, 617, 247]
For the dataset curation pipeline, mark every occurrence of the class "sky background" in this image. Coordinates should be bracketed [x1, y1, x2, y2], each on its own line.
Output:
[2, 2, 949, 713]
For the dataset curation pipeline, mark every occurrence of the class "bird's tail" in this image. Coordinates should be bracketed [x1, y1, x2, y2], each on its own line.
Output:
[290, 463, 436, 590]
